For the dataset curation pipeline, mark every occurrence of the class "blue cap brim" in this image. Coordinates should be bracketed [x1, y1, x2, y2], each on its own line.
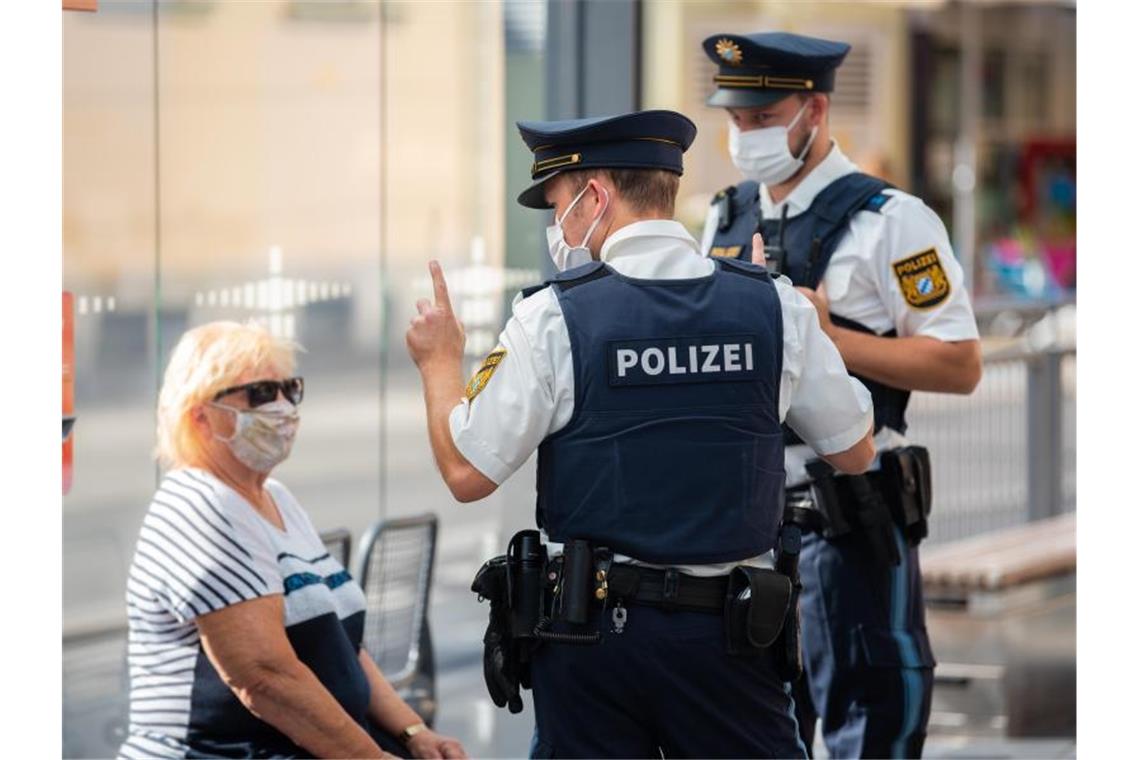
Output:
[706, 88, 799, 109]
[516, 170, 563, 209]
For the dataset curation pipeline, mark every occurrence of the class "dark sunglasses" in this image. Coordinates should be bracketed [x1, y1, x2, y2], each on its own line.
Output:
[213, 376, 304, 407]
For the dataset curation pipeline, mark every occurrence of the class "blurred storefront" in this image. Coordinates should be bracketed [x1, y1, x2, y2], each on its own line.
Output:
[643, 0, 1076, 304]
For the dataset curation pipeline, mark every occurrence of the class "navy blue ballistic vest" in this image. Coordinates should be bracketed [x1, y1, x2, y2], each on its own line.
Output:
[708, 172, 911, 437]
[522, 258, 786, 565]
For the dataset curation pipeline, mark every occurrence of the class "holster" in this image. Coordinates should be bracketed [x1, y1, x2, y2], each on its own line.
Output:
[724, 566, 793, 659]
[879, 446, 933, 545]
[470, 555, 526, 713]
[809, 445, 934, 554]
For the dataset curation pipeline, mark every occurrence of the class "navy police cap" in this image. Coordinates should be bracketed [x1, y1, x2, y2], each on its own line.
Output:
[515, 109, 697, 209]
[702, 32, 851, 108]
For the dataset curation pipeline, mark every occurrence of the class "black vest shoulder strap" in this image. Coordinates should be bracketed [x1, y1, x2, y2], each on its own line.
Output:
[716, 257, 771, 282]
[519, 260, 612, 300]
[709, 180, 761, 237]
[808, 172, 892, 224]
[796, 172, 893, 288]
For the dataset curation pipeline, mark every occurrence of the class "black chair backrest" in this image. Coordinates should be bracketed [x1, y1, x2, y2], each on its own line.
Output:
[353, 514, 438, 689]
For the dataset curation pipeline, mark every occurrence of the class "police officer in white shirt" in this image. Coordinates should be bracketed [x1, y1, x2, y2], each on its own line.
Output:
[406, 109, 874, 758]
[699, 32, 983, 759]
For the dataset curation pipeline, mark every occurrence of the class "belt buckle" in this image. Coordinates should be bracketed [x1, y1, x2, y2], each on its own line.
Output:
[662, 568, 680, 610]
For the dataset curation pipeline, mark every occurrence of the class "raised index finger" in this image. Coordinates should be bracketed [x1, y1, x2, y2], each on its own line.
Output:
[751, 232, 766, 267]
[429, 260, 452, 311]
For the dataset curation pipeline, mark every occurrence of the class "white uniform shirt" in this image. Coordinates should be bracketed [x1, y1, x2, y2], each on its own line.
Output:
[700, 142, 980, 485]
[449, 219, 872, 574]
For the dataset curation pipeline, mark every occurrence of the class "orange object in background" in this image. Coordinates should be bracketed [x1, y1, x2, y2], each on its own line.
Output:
[63, 292, 74, 495]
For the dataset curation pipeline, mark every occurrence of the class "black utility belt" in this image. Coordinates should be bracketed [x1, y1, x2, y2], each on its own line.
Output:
[802, 445, 933, 561]
[603, 564, 728, 614]
[471, 528, 807, 712]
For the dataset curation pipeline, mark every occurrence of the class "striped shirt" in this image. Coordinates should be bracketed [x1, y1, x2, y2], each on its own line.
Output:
[118, 468, 369, 759]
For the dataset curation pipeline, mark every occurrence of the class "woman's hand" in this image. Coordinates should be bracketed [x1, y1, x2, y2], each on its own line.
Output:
[405, 728, 469, 759]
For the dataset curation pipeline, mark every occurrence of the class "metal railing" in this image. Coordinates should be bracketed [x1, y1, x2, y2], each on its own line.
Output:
[908, 344, 1075, 545]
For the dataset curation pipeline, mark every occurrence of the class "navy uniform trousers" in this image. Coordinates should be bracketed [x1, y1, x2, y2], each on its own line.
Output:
[529, 605, 806, 759]
[795, 525, 935, 758]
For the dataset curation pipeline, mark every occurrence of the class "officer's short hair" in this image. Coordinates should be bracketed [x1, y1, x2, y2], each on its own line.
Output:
[565, 168, 680, 216]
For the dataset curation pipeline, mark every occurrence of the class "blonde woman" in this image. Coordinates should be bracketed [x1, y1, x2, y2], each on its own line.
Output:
[119, 321, 466, 760]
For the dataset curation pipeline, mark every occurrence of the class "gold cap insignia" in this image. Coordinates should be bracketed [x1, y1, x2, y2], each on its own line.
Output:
[715, 38, 743, 67]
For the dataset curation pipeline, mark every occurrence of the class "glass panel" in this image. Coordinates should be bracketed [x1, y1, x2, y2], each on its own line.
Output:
[379, 2, 536, 752]
[65, 0, 536, 754]
[63, 3, 156, 755]
[154, 0, 383, 542]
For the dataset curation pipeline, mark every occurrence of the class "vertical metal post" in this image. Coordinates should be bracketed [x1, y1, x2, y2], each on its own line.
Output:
[1027, 350, 1063, 520]
[545, 0, 639, 120]
[952, 3, 981, 294]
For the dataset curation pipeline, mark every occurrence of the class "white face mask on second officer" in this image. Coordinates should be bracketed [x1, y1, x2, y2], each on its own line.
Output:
[546, 181, 610, 271]
[728, 98, 818, 186]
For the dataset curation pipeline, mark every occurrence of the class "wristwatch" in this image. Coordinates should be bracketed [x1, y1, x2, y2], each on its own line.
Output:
[399, 722, 427, 745]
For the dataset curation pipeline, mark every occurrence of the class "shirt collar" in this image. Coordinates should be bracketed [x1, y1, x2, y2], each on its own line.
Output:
[597, 219, 709, 279]
[760, 140, 858, 219]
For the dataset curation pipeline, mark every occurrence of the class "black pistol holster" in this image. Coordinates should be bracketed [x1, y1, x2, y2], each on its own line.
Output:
[470, 553, 526, 714]
[804, 445, 934, 566]
[880, 446, 933, 545]
[471, 531, 608, 713]
[470, 529, 549, 714]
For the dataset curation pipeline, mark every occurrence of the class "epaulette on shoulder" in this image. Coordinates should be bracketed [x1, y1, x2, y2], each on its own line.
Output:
[716, 257, 770, 281]
[519, 282, 549, 300]
[862, 190, 893, 213]
[519, 260, 611, 300]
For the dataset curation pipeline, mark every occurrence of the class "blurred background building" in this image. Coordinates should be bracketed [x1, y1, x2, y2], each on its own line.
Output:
[63, 1, 1075, 756]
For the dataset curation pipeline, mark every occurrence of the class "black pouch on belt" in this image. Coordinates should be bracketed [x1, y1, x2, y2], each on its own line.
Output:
[880, 446, 933, 546]
[724, 567, 793, 658]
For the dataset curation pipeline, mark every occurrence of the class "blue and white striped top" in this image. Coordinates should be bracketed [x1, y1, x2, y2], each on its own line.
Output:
[118, 468, 369, 759]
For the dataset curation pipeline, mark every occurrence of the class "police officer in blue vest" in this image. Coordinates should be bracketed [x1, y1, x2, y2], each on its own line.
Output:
[407, 109, 877, 758]
[699, 32, 984, 758]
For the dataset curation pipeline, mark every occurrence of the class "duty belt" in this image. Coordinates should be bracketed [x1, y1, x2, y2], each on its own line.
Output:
[606, 565, 729, 614]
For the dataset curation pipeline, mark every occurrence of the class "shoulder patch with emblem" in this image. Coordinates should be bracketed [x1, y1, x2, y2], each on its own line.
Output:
[892, 248, 951, 309]
[465, 347, 506, 401]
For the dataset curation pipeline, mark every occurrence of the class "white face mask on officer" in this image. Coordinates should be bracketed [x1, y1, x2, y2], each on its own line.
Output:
[728, 99, 818, 186]
[210, 399, 299, 473]
[546, 182, 610, 271]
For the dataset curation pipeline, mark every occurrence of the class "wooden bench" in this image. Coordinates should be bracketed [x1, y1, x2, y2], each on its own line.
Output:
[922, 513, 1076, 597]
[922, 514, 1076, 737]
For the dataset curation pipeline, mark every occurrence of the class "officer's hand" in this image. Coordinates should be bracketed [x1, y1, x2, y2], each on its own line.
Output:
[751, 232, 766, 267]
[795, 284, 834, 337]
[406, 260, 466, 371]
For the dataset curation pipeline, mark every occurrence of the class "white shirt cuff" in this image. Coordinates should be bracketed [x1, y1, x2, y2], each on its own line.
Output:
[804, 405, 873, 456]
[449, 403, 513, 485]
[914, 322, 980, 342]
